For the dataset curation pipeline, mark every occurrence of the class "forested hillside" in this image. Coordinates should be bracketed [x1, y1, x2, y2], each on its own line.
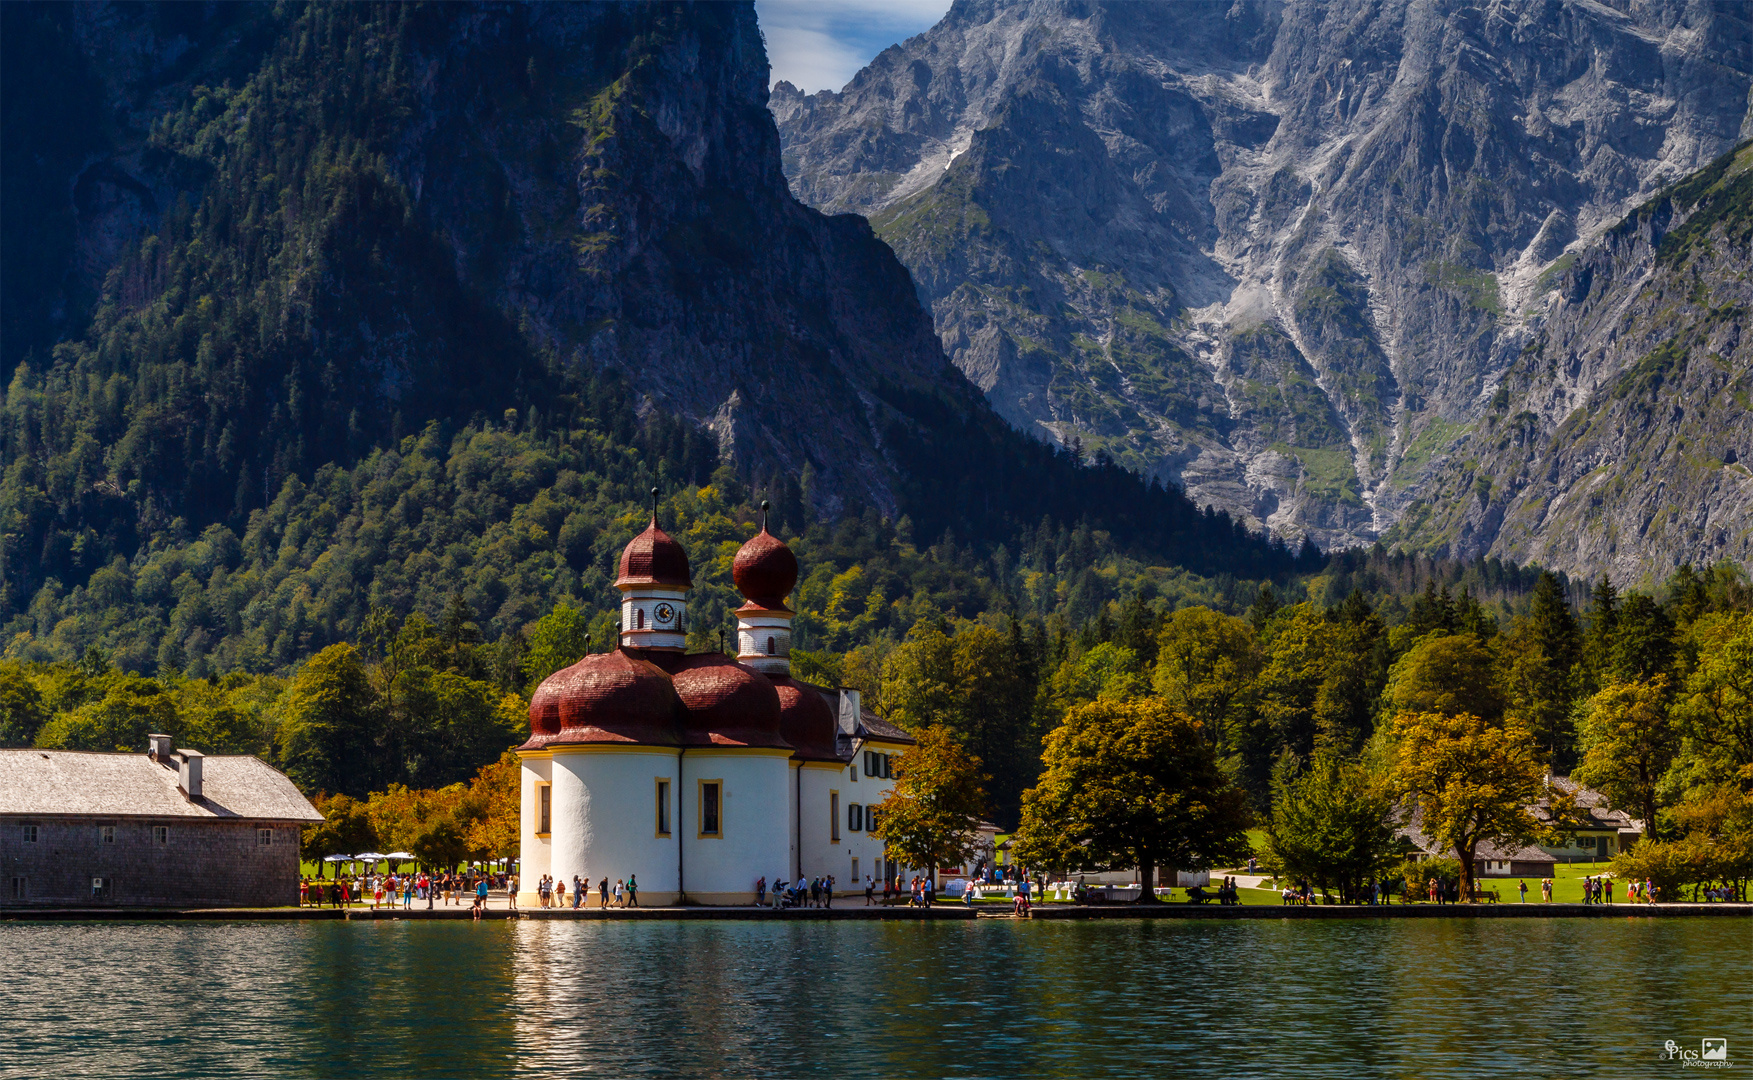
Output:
[1, 0, 1301, 679]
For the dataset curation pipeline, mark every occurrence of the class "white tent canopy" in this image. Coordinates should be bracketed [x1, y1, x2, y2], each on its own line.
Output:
[384, 851, 415, 860]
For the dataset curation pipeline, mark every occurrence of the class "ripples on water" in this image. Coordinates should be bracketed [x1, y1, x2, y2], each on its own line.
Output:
[3, 918, 1747, 1078]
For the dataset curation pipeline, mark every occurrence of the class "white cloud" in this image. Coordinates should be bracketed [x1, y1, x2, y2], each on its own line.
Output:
[756, 0, 953, 93]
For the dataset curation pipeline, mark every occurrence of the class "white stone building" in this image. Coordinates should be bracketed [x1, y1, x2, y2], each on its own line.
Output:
[516, 509, 914, 906]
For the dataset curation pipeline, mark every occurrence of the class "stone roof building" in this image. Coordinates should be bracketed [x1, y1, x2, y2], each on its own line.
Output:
[0, 737, 321, 908]
[1532, 775, 1644, 863]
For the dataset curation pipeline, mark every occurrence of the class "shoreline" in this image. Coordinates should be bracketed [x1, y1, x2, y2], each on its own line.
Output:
[2, 901, 1746, 922]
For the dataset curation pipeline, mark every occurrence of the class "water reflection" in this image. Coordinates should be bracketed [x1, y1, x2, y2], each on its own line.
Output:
[3, 918, 1746, 1078]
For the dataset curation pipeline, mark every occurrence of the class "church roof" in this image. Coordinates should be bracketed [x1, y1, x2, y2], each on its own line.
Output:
[0, 750, 322, 822]
[524, 648, 682, 749]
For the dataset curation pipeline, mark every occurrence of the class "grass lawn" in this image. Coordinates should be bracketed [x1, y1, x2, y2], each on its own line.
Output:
[1479, 860, 1623, 905]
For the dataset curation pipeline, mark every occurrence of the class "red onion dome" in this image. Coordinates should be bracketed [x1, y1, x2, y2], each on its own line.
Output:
[616, 516, 692, 589]
[520, 649, 681, 749]
[668, 653, 789, 749]
[733, 526, 797, 611]
[770, 675, 840, 761]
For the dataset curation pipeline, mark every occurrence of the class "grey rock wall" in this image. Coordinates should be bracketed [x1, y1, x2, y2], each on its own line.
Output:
[773, 0, 1753, 564]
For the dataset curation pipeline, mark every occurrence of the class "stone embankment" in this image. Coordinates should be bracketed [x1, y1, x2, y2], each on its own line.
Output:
[4, 903, 1746, 921]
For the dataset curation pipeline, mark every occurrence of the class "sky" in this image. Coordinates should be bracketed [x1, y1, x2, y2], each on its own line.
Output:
[755, 0, 954, 94]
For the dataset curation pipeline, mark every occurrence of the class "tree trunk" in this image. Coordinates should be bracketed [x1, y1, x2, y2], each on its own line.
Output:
[1135, 857, 1160, 903]
[1458, 839, 1476, 902]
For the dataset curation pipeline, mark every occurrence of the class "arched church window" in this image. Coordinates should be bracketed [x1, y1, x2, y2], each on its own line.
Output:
[766, 636, 775, 655]
[636, 607, 644, 630]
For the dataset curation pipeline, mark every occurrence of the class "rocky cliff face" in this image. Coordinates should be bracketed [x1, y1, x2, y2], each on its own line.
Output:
[1385, 140, 1753, 584]
[772, 0, 1753, 563]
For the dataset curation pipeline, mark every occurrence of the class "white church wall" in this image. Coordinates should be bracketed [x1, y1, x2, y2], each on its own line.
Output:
[679, 748, 791, 904]
[838, 755, 892, 896]
[517, 753, 552, 908]
[550, 747, 681, 905]
[796, 761, 842, 886]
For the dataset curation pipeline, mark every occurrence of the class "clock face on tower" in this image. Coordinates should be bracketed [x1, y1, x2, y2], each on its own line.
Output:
[653, 602, 676, 626]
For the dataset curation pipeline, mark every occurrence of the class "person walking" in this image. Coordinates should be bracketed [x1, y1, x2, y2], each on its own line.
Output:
[508, 874, 518, 911]
[627, 874, 639, 907]
[613, 879, 624, 908]
[599, 876, 609, 909]
[756, 876, 766, 906]
[1518, 879, 1527, 902]
[555, 877, 566, 909]
[865, 876, 875, 906]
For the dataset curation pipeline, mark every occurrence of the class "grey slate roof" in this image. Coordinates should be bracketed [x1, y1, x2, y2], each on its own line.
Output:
[1394, 807, 1557, 865]
[0, 750, 323, 823]
[857, 710, 915, 746]
[1534, 775, 1642, 833]
[803, 682, 917, 757]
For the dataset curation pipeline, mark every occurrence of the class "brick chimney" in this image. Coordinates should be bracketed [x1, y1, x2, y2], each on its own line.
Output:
[176, 749, 204, 801]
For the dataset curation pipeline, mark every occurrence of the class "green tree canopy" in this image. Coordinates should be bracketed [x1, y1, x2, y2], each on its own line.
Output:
[36, 674, 177, 752]
[1384, 632, 1504, 721]
[1014, 697, 1251, 899]
[1573, 677, 1680, 837]
[1681, 612, 1753, 783]
[0, 664, 49, 747]
[1152, 605, 1261, 754]
[1265, 750, 1400, 903]
[278, 644, 379, 796]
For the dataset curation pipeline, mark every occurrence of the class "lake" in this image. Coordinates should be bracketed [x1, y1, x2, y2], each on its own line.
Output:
[5, 916, 1747, 1077]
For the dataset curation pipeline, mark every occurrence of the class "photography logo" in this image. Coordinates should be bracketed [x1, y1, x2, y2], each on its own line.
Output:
[1661, 1038, 1733, 1068]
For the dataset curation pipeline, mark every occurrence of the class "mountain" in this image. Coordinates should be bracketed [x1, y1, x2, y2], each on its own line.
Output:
[1385, 139, 1753, 584]
[0, 1, 1298, 671]
[771, 0, 1753, 568]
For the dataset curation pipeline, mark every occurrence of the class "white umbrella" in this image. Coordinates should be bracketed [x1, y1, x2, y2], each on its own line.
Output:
[385, 851, 415, 860]
[322, 854, 352, 863]
[354, 852, 387, 862]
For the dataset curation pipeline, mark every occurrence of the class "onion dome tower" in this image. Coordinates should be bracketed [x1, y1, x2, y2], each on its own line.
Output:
[733, 504, 839, 761]
[732, 501, 798, 676]
[616, 489, 692, 652]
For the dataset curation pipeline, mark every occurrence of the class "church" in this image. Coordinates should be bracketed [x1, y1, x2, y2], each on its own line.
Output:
[516, 505, 914, 906]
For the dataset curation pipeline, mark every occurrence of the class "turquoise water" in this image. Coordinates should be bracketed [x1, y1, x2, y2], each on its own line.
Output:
[4, 917, 1748, 1077]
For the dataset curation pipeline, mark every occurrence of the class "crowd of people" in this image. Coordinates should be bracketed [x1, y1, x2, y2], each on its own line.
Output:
[299, 868, 510, 919]
[532, 874, 641, 909]
[755, 875, 838, 908]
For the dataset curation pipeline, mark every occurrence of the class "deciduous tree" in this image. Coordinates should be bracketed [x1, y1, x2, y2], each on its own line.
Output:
[1389, 710, 1547, 901]
[1385, 633, 1504, 721]
[1681, 613, 1753, 781]
[871, 725, 988, 882]
[278, 644, 379, 796]
[1573, 677, 1679, 837]
[1265, 750, 1399, 903]
[1014, 698, 1251, 900]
